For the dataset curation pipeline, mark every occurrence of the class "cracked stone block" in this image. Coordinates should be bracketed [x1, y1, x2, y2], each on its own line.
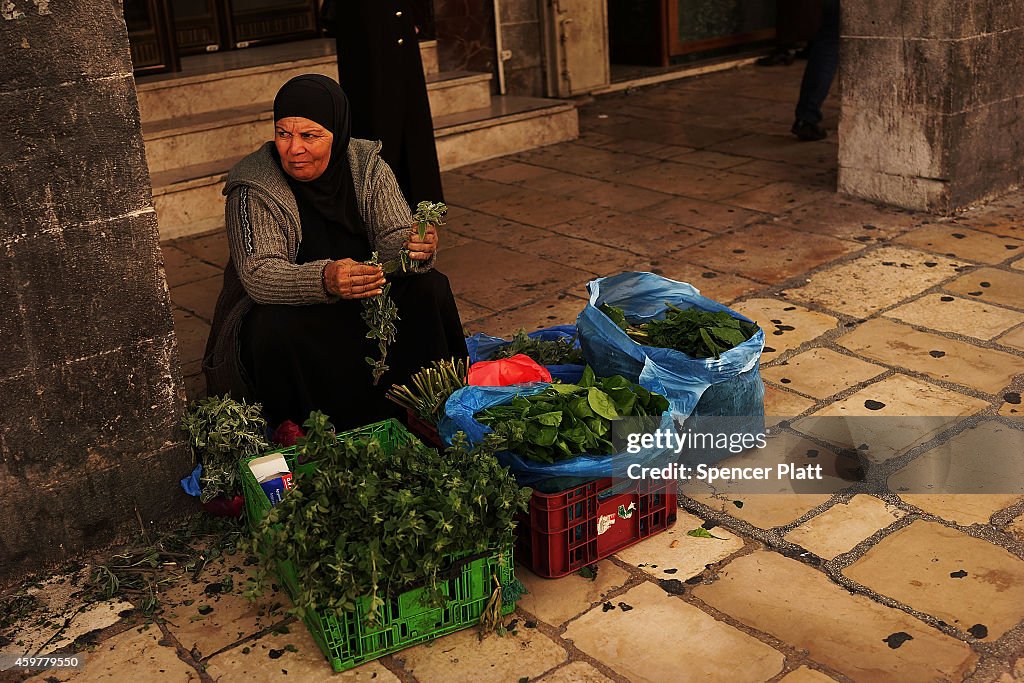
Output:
[729, 299, 839, 363]
[536, 661, 615, 682]
[515, 559, 630, 628]
[614, 511, 744, 580]
[895, 224, 1024, 265]
[884, 293, 1024, 341]
[762, 348, 886, 399]
[784, 495, 905, 560]
[29, 628, 198, 682]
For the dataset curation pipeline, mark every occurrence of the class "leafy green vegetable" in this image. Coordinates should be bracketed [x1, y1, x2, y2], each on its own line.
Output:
[600, 302, 759, 359]
[414, 200, 447, 240]
[491, 329, 585, 365]
[476, 369, 668, 463]
[386, 357, 468, 423]
[181, 395, 269, 503]
[361, 252, 399, 386]
[686, 527, 726, 540]
[247, 413, 531, 626]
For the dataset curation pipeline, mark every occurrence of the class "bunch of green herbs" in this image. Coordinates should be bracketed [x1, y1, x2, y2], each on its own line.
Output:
[600, 302, 759, 359]
[491, 329, 585, 365]
[181, 395, 269, 503]
[247, 413, 530, 626]
[476, 367, 668, 463]
[386, 357, 468, 423]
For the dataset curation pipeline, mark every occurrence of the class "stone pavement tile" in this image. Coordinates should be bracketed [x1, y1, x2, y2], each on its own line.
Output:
[944, 267, 1024, 310]
[997, 326, 1024, 352]
[998, 399, 1021, 416]
[615, 162, 769, 201]
[637, 195, 766, 233]
[779, 665, 839, 682]
[708, 133, 836, 170]
[885, 294, 1024, 340]
[169, 275, 221, 323]
[516, 559, 630, 628]
[844, 520, 1024, 640]
[563, 582, 785, 683]
[521, 172, 675, 213]
[444, 206, 552, 246]
[549, 210, 709, 257]
[762, 348, 886, 400]
[3, 595, 134, 659]
[784, 495, 905, 560]
[672, 149, 752, 170]
[836, 318, 1024, 394]
[474, 188, 602, 229]
[899, 494, 1023, 527]
[472, 160, 560, 185]
[797, 375, 989, 463]
[30, 629, 198, 682]
[455, 298, 493, 325]
[529, 234, 653, 277]
[161, 244, 222, 288]
[682, 432, 839, 529]
[442, 172, 520, 206]
[780, 196, 925, 242]
[173, 230, 229, 268]
[684, 224, 861, 285]
[895, 224, 1024, 265]
[439, 228, 472, 249]
[723, 181, 835, 216]
[1013, 258, 1024, 271]
[786, 247, 967, 318]
[441, 242, 593, 311]
[729, 299, 839, 363]
[695, 551, 978, 682]
[615, 511, 744, 579]
[159, 553, 285, 659]
[537, 661, 614, 682]
[1008, 513, 1024, 542]
[587, 136, 667, 156]
[395, 624, 567, 683]
[648, 260, 763, 305]
[466, 294, 589, 339]
[172, 308, 210, 366]
[638, 143, 700, 161]
[763, 385, 817, 423]
[729, 158, 838, 190]
[204, 622, 396, 681]
[183, 373, 206, 402]
[513, 142, 658, 180]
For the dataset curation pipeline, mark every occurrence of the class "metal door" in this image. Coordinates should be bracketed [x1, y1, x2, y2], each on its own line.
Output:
[540, 0, 610, 97]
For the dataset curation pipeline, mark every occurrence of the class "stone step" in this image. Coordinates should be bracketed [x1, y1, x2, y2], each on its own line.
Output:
[137, 38, 439, 123]
[143, 71, 494, 174]
[152, 96, 578, 241]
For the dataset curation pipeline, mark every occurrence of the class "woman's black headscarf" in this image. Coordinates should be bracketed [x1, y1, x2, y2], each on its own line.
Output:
[273, 74, 364, 236]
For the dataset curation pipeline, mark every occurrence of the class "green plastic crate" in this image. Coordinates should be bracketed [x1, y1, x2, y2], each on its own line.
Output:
[239, 418, 517, 673]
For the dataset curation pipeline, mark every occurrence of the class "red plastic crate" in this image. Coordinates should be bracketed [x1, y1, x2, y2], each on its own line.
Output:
[404, 409, 444, 449]
[517, 477, 677, 578]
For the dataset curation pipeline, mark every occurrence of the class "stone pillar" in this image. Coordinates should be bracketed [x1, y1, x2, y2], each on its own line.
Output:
[839, 2, 1024, 212]
[0, 2, 191, 583]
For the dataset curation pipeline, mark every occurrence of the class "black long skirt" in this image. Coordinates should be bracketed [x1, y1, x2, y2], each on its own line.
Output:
[240, 269, 467, 431]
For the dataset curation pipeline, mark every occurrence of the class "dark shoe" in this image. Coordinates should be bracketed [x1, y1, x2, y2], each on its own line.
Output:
[791, 119, 827, 141]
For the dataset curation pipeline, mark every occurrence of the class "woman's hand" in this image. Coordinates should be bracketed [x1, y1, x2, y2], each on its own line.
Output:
[323, 258, 385, 299]
[406, 225, 439, 261]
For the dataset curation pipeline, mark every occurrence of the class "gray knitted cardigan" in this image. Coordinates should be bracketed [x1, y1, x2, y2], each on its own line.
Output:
[202, 138, 429, 400]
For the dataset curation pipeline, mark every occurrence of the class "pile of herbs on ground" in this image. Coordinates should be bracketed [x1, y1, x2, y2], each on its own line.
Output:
[386, 357, 468, 424]
[476, 366, 669, 463]
[600, 302, 759, 359]
[246, 411, 530, 625]
[181, 395, 270, 503]
[491, 329, 585, 366]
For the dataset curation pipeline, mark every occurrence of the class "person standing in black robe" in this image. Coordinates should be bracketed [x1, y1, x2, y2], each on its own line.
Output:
[329, 0, 444, 207]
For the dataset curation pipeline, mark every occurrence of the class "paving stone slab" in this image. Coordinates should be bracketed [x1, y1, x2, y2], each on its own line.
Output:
[899, 494, 1024, 527]
[615, 511, 744, 580]
[895, 224, 1024, 265]
[996, 325, 1024, 352]
[884, 293, 1024, 340]
[547, 210, 710, 257]
[762, 348, 885, 399]
[637, 195, 766, 233]
[694, 551, 978, 682]
[28, 628, 197, 682]
[171, 308, 210, 366]
[836, 318, 1024, 394]
[724, 181, 836, 216]
[474, 188, 602, 229]
[844, 520, 1024, 640]
[169, 275, 221, 323]
[172, 230, 229, 268]
[556, 178, 678, 213]
[444, 205, 553, 246]
[784, 247, 964, 318]
[204, 622, 396, 681]
[563, 582, 785, 683]
[615, 162, 769, 202]
[441, 172, 520, 206]
[394, 622, 567, 683]
[465, 294, 589, 339]
[455, 298, 494, 325]
[536, 661, 615, 682]
[672, 149, 752, 170]
[780, 196, 924, 242]
[943, 267, 1024, 310]
[647, 259, 764, 305]
[516, 559, 630, 628]
[730, 299, 839, 363]
[529, 234, 652, 277]
[784, 495, 905, 560]
[779, 666, 840, 683]
[763, 385, 818, 425]
[472, 161, 560, 185]
[160, 244, 223, 288]
[682, 224, 861, 285]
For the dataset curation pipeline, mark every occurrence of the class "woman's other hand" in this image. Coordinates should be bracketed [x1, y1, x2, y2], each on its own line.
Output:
[406, 225, 438, 261]
[323, 258, 385, 298]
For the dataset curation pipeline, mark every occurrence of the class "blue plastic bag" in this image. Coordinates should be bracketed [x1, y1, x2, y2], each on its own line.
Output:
[576, 272, 765, 425]
[180, 463, 202, 497]
[439, 382, 675, 491]
[465, 324, 584, 384]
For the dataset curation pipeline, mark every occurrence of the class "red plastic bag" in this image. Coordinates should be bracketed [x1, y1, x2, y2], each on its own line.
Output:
[201, 494, 245, 518]
[468, 354, 552, 386]
[272, 419, 305, 446]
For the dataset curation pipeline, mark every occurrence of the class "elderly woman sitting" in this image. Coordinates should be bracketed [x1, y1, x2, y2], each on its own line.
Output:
[204, 74, 467, 431]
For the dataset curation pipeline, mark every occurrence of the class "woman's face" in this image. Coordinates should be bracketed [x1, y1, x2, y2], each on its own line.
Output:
[274, 117, 333, 182]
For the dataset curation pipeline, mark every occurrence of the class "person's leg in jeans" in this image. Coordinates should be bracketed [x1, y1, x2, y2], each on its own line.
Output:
[793, 0, 839, 140]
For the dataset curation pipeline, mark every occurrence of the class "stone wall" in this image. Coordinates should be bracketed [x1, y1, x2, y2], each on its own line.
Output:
[839, 1, 1024, 212]
[0, 1, 191, 583]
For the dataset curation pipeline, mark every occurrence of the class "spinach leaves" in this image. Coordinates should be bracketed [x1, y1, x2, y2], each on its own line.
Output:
[600, 302, 759, 359]
[491, 329, 585, 365]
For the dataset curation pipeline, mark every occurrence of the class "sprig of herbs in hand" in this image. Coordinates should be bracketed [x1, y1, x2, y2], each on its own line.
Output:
[181, 395, 269, 503]
[414, 200, 447, 240]
[246, 412, 530, 626]
[600, 302, 759, 359]
[387, 357, 469, 423]
[361, 252, 400, 385]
